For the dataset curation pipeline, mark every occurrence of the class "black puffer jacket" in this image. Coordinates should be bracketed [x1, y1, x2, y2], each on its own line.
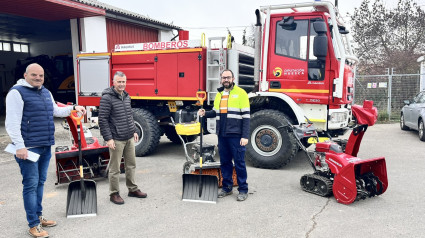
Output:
[99, 87, 136, 141]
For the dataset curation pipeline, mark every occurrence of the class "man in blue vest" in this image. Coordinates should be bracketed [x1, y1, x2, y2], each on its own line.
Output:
[6, 63, 86, 238]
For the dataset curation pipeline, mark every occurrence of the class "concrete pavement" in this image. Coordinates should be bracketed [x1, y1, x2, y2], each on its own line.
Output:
[0, 123, 424, 237]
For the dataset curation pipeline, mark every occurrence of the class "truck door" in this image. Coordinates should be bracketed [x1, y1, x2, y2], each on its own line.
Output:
[156, 52, 202, 97]
[112, 53, 156, 97]
[156, 53, 178, 96]
[268, 16, 329, 105]
[177, 52, 201, 97]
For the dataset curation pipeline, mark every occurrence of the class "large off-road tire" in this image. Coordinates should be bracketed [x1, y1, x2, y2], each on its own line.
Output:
[133, 108, 161, 156]
[400, 113, 409, 130]
[163, 125, 197, 144]
[246, 110, 298, 169]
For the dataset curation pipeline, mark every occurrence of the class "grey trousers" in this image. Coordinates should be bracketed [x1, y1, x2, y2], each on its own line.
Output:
[109, 138, 138, 195]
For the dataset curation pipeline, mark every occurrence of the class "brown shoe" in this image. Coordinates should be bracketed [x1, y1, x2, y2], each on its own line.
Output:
[110, 193, 124, 204]
[128, 189, 147, 198]
[28, 224, 49, 238]
[39, 216, 57, 227]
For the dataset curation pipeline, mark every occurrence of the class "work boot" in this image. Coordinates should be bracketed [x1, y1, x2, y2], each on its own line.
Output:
[218, 189, 233, 198]
[28, 224, 49, 238]
[237, 192, 248, 201]
[128, 189, 147, 198]
[110, 193, 124, 205]
[39, 216, 57, 227]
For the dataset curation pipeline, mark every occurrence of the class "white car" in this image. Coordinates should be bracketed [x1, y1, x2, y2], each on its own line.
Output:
[400, 91, 425, 141]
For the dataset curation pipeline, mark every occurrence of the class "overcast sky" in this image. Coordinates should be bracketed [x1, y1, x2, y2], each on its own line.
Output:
[98, 0, 423, 44]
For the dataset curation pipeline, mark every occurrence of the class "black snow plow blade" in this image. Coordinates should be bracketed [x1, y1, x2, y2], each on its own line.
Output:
[182, 174, 218, 204]
[66, 179, 97, 218]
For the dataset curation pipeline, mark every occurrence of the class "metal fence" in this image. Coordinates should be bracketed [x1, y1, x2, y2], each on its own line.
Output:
[354, 69, 423, 120]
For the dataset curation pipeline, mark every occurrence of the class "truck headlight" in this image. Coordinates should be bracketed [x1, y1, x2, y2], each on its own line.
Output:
[330, 112, 347, 123]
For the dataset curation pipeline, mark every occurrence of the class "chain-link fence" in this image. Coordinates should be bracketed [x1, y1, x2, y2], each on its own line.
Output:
[354, 71, 423, 121]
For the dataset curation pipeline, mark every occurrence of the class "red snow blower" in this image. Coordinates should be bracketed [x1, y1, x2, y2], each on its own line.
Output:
[54, 103, 123, 185]
[290, 100, 388, 205]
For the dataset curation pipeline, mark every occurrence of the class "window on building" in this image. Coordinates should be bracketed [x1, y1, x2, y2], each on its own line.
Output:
[0, 41, 28, 52]
[2, 42, 11, 51]
[21, 44, 29, 53]
[13, 43, 21, 52]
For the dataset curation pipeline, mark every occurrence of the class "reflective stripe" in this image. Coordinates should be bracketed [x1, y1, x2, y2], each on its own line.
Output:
[242, 114, 250, 118]
[227, 107, 240, 112]
[215, 116, 220, 120]
[227, 107, 250, 113]
[227, 114, 243, 119]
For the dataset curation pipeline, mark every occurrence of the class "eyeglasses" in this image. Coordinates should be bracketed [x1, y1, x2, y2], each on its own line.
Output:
[221, 76, 233, 80]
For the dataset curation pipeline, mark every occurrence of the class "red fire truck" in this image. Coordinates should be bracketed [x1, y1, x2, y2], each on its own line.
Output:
[75, 1, 358, 169]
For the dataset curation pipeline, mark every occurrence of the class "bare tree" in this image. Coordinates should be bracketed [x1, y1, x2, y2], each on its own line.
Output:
[350, 0, 425, 74]
[241, 24, 255, 48]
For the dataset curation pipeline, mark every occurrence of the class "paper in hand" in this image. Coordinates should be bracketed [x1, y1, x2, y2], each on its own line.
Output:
[4, 144, 40, 162]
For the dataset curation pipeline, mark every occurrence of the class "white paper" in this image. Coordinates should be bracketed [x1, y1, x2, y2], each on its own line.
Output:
[4, 144, 40, 162]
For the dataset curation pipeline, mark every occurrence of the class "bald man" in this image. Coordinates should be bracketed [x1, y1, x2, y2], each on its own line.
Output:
[6, 63, 85, 238]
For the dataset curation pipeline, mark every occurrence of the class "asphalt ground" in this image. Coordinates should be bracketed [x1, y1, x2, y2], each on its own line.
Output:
[0, 121, 424, 238]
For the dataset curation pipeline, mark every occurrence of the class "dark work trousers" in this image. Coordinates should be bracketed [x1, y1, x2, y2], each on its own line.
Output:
[218, 136, 248, 193]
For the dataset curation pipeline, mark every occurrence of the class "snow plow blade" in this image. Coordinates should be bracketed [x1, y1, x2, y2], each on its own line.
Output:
[182, 174, 218, 204]
[184, 162, 238, 188]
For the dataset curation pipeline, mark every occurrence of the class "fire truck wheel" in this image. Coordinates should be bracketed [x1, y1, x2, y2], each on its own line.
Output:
[163, 125, 197, 144]
[133, 108, 161, 156]
[246, 110, 298, 169]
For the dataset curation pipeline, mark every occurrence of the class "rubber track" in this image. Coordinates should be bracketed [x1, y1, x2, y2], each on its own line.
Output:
[300, 173, 333, 197]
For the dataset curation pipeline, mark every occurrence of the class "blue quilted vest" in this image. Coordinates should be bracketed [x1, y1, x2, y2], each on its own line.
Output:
[12, 85, 55, 147]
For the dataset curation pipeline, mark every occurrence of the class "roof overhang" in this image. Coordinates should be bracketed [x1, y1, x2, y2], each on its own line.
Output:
[105, 13, 181, 31]
[1, 0, 105, 21]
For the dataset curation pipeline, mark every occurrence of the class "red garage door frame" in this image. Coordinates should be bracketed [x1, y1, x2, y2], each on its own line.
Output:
[0, 0, 105, 21]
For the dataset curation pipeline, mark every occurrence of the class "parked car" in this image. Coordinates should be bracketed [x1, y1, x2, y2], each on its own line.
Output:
[400, 91, 425, 141]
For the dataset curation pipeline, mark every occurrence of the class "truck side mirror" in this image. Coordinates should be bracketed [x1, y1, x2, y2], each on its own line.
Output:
[338, 25, 349, 34]
[313, 20, 328, 60]
[278, 16, 296, 31]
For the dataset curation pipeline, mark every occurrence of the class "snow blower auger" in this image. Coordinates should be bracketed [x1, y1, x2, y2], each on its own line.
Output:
[54, 103, 123, 185]
[291, 100, 388, 205]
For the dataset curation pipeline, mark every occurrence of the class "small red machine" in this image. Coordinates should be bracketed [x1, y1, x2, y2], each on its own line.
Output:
[293, 101, 388, 205]
[54, 104, 120, 185]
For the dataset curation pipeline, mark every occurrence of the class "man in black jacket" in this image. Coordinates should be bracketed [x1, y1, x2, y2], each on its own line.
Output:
[99, 71, 147, 205]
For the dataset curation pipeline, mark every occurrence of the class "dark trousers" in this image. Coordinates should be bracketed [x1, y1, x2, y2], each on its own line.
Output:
[218, 136, 248, 193]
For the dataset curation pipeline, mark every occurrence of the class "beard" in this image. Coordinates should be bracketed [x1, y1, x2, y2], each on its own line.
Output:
[222, 81, 233, 89]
